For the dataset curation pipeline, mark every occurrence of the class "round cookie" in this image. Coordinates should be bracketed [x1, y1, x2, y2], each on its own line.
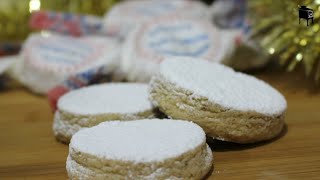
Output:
[53, 83, 155, 143]
[67, 119, 213, 179]
[12, 33, 120, 94]
[149, 57, 287, 144]
[102, 0, 209, 39]
[122, 17, 233, 82]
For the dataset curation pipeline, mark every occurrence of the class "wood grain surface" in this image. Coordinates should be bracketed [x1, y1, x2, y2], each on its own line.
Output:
[0, 67, 320, 179]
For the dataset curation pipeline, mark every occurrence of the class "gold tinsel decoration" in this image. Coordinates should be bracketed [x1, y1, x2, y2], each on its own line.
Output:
[248, 0, 320, 82]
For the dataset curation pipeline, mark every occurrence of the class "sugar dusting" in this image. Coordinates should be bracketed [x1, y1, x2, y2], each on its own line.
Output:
[70, 119, 206, 163]
[159, 57, 287, 116]
[58, 83, 153, 115]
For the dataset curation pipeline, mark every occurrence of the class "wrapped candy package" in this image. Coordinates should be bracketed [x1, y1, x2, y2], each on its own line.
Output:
[10, 33, 121, 94]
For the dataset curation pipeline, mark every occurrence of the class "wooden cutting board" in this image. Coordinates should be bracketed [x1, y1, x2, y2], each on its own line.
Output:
[1, 68, 320, 179]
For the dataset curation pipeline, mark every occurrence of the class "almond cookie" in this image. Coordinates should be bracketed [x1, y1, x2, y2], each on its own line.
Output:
[149, 57, 287, 143]
[67, 119, 213, 179]
[53, 83, 155, 143]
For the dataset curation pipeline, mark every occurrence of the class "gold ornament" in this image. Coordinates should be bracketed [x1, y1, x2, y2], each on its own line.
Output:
[248, 0, 320, 82]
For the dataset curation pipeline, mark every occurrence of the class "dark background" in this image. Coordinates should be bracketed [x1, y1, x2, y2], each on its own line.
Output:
[202, 0, 215, 5]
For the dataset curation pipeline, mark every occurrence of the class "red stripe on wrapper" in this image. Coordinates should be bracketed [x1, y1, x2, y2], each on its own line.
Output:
[30, 11, 56, 32]
[48, 86, 70, 111]
[29, 10, 102, 36]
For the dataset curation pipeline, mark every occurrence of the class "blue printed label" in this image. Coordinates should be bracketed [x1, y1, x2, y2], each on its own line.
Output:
[37, 38, 91, 65]
[146, 23, 210, 57]
[135, 2, 178, 16]
[25, 35, 105, 68]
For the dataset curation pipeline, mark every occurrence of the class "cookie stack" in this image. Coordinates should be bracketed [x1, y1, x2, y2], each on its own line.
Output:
[58, 57, 286, 179]
[1, 0, 287, 179]
[53, 83, 155, 143]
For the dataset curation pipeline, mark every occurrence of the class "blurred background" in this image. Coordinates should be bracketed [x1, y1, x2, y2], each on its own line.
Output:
[0, 0, 121, 54]
[0, 0, 214, 55]
[1, 0, 320, 85]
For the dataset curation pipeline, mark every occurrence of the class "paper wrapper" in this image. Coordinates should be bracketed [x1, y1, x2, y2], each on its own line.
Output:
[6, 32, 121, 104]
[30, 10, 103, 36]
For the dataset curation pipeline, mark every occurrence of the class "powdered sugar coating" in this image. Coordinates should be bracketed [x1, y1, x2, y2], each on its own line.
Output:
[58, 83, 153, 115]
[159, 57, 287, 116]
[70, 119, 206, 163]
